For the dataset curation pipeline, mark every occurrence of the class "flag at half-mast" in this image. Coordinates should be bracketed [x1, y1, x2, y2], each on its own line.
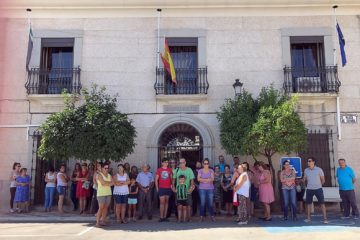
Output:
[160, 39, 176, 84]
[336, 22, 347, 67]
[26, 25, 34, 70]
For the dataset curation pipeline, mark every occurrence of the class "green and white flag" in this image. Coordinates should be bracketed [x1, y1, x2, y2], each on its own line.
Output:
[26, 25, 33, 70]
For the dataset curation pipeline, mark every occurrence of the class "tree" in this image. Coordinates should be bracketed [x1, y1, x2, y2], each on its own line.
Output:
[218, 85, 307, 185]
[216, 90, 257, 156]
[245, 92, 307, 184]
[38, 85, 137, 162]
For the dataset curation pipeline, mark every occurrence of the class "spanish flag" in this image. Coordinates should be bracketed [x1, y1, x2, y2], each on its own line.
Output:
[161, 39, 176, 84]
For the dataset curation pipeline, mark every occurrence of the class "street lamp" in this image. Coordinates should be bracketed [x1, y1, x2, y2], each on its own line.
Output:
[233, 79, 243, 96]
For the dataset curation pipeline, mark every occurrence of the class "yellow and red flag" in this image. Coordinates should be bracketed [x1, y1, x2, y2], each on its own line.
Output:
[160, 39, 176, 84]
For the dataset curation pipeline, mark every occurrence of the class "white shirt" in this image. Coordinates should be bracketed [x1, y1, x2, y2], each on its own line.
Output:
[113, 173, 129, 195]
[46, 172, 56, 188]
[236, 172, 251, 198]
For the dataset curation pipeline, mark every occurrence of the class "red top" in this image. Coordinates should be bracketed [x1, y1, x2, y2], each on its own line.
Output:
[156, 167, 173, 189]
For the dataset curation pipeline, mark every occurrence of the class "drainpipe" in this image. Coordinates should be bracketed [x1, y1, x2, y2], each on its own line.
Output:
[336, 97, 341, 140]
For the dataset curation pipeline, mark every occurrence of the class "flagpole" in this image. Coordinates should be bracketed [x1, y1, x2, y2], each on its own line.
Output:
[157, 8, 162, 69]
[26, 8, 32, 71]
[333, 5, 342, 141]
[333, 5, 337, 65]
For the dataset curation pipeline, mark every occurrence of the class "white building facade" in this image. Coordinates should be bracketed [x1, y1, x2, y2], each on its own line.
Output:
[1, 0, 360, 209]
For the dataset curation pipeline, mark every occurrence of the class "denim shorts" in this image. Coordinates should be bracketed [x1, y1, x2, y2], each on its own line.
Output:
[114, 194, 128, 204]
[57, 186, 67, 196]
[158, 188, 172, 197]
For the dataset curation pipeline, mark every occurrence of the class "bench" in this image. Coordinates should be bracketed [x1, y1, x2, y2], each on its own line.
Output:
[303, 187, 342, 212]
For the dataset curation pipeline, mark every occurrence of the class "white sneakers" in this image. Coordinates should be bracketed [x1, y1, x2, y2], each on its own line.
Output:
[237, 221, 248, 225]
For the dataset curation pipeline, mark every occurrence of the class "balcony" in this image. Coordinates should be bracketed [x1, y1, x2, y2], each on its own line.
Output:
[155, 67, 209, 95]
[283, 66, 341, 94]
[25, 67, 81, 95]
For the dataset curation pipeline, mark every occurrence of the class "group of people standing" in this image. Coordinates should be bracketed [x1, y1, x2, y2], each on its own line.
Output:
[8, 155, 359, 227]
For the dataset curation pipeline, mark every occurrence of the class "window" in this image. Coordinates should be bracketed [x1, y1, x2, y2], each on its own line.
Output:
[290, 36, 325, 78]
[154, 31, 209, 96]
[39, 38, 74, 94]
[166, 38, 198, 94]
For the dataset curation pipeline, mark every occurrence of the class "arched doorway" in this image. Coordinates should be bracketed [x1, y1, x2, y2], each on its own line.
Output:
[146, 114, 215, 172]
[158, 123, 203, 169]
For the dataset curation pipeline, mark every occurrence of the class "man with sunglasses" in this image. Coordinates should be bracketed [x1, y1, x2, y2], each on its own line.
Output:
[303, 157, 328, 223]
[172, 158, 195, 222]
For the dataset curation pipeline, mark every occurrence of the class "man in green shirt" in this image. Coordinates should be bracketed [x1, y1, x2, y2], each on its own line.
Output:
[172, 158, 195, 221]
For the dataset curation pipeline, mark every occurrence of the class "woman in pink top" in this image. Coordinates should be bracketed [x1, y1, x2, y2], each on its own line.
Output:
[197, 158, 215, 222]
[258, 162, 275, 221]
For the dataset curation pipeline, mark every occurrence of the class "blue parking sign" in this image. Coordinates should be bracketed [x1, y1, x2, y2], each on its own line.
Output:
[280, 157, 302, 178]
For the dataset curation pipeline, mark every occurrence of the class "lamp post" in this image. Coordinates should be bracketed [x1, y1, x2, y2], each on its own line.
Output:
[233, 79, 243, 96]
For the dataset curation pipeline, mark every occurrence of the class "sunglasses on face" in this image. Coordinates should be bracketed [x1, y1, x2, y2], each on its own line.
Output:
[179, 162, 185, 164]
[104, 167, 109, 170]
[203, 163, 209, 165]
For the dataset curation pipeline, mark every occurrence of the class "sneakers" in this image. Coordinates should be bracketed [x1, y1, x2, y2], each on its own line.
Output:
[237, 221, 248, 225]
[340, 216, 351, 220]
[9, 209, 15, 213]
[323, 219, 329, 224]
[304, 218, 311, 223]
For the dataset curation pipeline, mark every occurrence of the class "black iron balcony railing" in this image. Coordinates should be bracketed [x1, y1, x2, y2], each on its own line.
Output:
[283, 66, 341, 94]
[155, 67, 209, 95]
[25, 67, 81, 94]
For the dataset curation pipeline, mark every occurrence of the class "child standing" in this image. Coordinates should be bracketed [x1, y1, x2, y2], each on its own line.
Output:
[128, 177, 138, 221]
[15, 168, 31, 213]
[174, 175, 191, 223]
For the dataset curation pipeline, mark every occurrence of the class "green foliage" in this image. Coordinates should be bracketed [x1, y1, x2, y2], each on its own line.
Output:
[217, 85, 307, 160]
[216, 90, 257, 156]
[38, 85, 137, 162]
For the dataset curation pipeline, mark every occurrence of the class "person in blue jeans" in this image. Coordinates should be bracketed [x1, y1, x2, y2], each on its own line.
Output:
[197, 158, 215, 222]
[280, 160, 297, 221]
[44, 166, 56, 212]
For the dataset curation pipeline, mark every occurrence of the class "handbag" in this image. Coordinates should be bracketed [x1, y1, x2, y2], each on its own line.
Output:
[82, 181, 90, 190]
[232, 190, 239, 206]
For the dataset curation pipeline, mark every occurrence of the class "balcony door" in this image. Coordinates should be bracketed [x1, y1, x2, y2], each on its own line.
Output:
[290, 36, 325, 92]
[166, 38, 198, 94]
[40, 38, 74, 94]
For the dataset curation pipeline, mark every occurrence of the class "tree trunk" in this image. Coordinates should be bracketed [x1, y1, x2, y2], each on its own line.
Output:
[266, 154, 277, 194]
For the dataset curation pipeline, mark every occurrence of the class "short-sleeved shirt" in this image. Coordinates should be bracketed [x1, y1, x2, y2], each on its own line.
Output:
[218, 163, 225, 173]
[198, 169, 214, 190]
[136, 171, 154, 187]
[156, 167, 173, 189]
[336, 166, 355, 190]
[304, 166, 324, 190]
[173, 167, 195, 189]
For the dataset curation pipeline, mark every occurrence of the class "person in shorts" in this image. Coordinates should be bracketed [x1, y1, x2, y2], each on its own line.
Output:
[128, 177, 138, 221]
[96, 162, 113, 227]
[303, 157, 328, 223]
[173, 175, 190, 223]
[57, 164, 68, 214]
[155, 158, 173, 222]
